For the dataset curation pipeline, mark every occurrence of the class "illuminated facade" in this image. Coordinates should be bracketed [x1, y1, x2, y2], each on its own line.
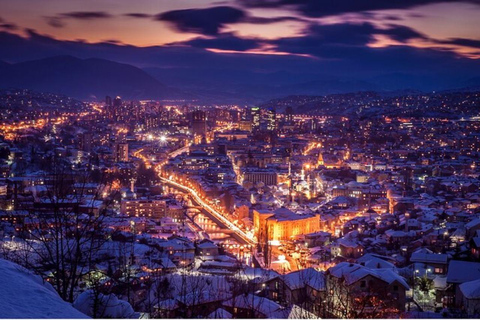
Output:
[254, 208, 320, 243]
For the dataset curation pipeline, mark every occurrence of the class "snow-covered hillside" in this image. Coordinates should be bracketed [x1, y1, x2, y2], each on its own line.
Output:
[0, 258, 89, 318]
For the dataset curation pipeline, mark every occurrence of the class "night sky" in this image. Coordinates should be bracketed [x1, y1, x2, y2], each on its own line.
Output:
[0, 0, 479, 84]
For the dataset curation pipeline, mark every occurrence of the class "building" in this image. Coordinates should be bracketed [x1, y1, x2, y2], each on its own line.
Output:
[251, 107, 261, 132]
[115, 142, 128, 162]
[326, 262, 409, 318]
[253, 208, 320, 243]
[266, 107, 276, 132]
[285, 106, 294, 124]
[121, 199, 166, 218]
[459, 279, 480, 316]
[243, 169, 278, 186]
[191, 110, 207, 137]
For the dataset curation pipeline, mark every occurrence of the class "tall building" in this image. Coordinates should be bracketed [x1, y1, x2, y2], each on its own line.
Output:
[113, 96, 122, 108]
[251, 107, 261, 132]
[115, 142, 129, 162]
[105, 96, 112, 107]
[285, 106, 294, 124]
[266, 107, 277, 132]
[80, 132, 93, 152]
[191, 110, 207, 137]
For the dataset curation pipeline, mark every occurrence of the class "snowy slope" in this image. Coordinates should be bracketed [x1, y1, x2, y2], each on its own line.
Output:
[0, 258, 89, 318]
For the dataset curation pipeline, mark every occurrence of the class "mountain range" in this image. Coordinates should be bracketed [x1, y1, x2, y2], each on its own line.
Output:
[1, 55, 479, 104]
[0, 56, 185, 100]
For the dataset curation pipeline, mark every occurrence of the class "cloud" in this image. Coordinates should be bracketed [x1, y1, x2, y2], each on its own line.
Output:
[381, 24, 428, 42]
[156, 6, 245, 35]
[45, 16, 66, 28]
[439, 37, 480, 49]
[271, 22, 429, 58]
[45, 11, 112, 28]
[170, 33, 262, 51]
[243, 16, 304, 24]
[239, 0, 480, 17]
[123, 13, 153, 19]
[0, 23, 18, 31]
[60, 11, 112, 20]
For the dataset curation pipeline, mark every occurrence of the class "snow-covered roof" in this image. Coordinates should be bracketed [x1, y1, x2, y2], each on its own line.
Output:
[328, 262, 409, 289]
[207, 308, 232, 319]
[287, 305, 317, 319]
[466, 218, 480, 229]
[223, 294, 286, 318]
[460, 278, 480, 299]
[410, 252, 448, 265]
[447, 260, 480, 284]
[282, 268, 325, 291]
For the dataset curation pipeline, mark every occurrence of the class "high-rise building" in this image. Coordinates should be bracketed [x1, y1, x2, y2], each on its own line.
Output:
[251, 107, 261, 132]
[191, 110, 207, 137]
[113, 96, 122, 108]
[115, 142, 129, 162]
[105, 96, 112, 107]
[285, 106, 294, 124]
[80, 132, 93, 152]
[266, 107, 276, 132]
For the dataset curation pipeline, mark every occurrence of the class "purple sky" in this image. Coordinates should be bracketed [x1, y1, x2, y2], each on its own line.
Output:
[1, 0, 479, 58]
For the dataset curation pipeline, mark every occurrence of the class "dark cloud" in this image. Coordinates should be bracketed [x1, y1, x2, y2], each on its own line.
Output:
[45, 16, 65, 28]
[45, 11, 112, 28]
[271, 22, 429, 59]
[123, 13, 153, 18]
[156, 6, 245, 35]
[171, 33, 262, 51]
[60, 11, 112, 20]
[381, 24, 427, 42]
[437, 37, 480, 49]
[239, 0, 480, 17]
[0, 23, 18, 31]
[243, 16, 304, 24]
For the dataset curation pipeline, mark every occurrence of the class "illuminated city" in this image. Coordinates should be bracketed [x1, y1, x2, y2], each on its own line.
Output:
[0, 1, 479, 319]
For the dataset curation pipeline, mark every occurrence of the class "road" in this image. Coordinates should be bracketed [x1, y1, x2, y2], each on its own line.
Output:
[158, 176, 255, 246]
[135, 142, 256, 246]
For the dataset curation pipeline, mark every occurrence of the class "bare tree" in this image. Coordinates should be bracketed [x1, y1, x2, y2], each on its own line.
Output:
[5, 158, 117, 303]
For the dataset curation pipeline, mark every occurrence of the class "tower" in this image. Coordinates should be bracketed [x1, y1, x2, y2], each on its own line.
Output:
[266, 107, 276, 132]
[251, 107, 261, 132]
[115, 142, 128, 162]
[191, 110, 207, 138]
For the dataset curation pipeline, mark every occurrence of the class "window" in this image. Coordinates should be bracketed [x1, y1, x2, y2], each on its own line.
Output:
[360, 280, 366, 288]
[393, 285, 399, 291]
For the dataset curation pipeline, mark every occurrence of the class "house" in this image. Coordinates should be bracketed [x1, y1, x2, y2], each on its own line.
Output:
[325, 262, 409, 318]
[196, 239, 219, 257]
[265, 268, 325, 316]
[466, 218, 480, 239]
[222, 293, 287, 318]
[332, 238, 364, 258]
[445, 260, 480, 308]
[459, 279, 480, 316]
[410, 250, 449, 275]
[470, 237, 480, 260]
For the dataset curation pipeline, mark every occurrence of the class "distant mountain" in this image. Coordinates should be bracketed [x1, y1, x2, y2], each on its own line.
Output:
[0, 56, 188, 100]
[144, 67, 478, 104]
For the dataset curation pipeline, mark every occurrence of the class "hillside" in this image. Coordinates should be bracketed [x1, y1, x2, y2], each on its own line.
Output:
[0, 56, 186, 101]
[0, 258, 89, 318]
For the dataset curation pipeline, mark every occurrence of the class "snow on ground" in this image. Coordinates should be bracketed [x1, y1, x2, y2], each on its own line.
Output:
[0, 258, 89, 318]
